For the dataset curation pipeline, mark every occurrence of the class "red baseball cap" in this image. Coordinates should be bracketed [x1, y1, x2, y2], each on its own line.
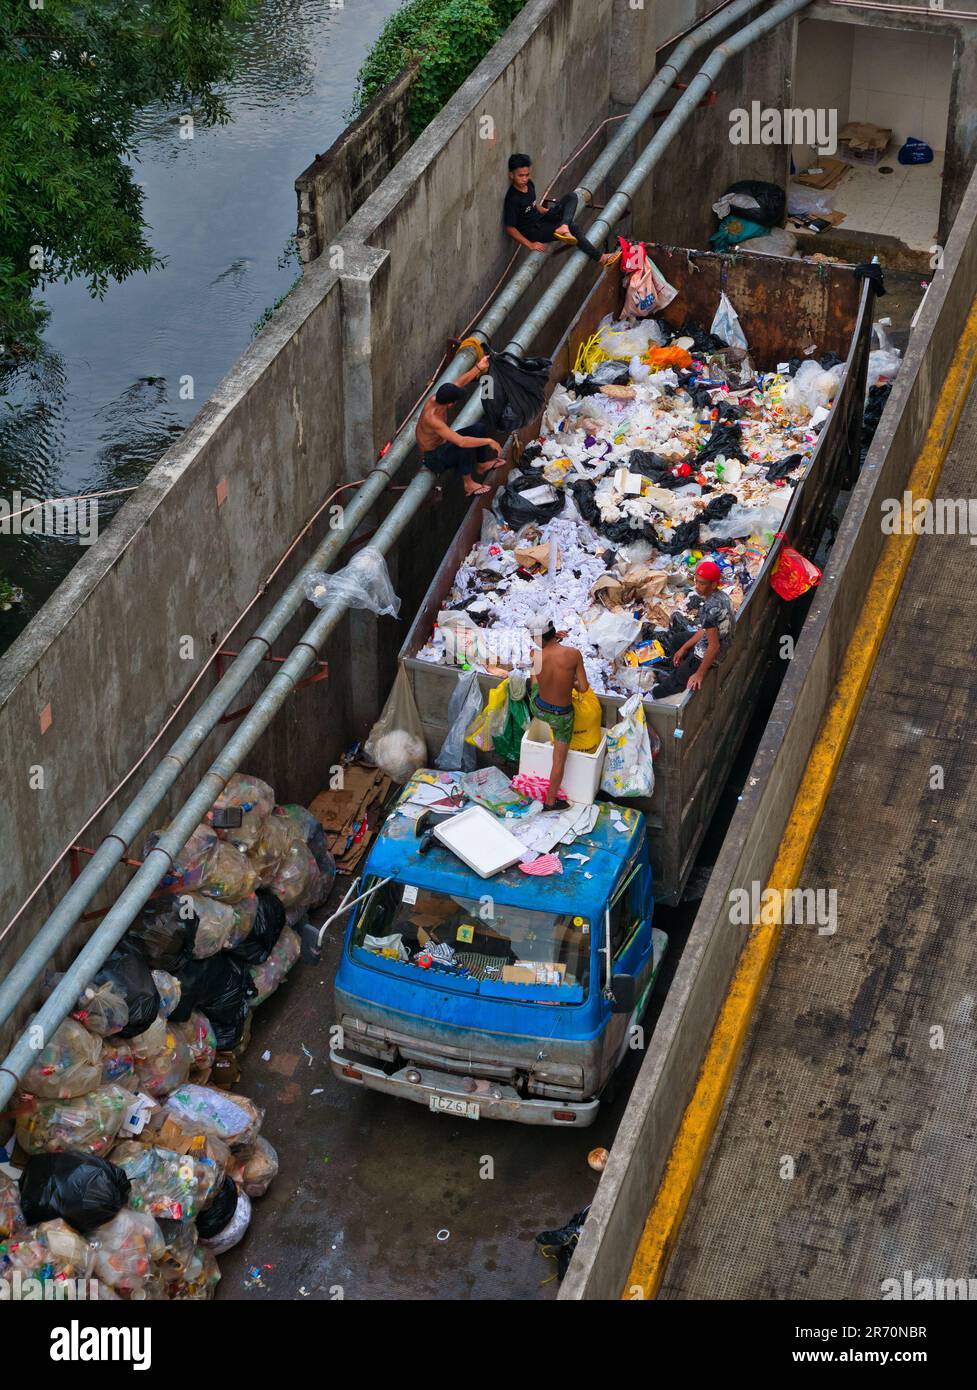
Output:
[696, 559, 723, 583]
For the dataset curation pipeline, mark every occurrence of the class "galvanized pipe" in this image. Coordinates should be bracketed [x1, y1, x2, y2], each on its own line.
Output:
[0, 0, 811, 1102]
[0, 0, 766, 1033]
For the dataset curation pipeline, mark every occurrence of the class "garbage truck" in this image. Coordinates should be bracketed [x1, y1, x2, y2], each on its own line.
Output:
[329, 772, 667, 1125]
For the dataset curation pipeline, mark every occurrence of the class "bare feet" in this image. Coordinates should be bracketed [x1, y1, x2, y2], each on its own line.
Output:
[463, 479, 491, 496]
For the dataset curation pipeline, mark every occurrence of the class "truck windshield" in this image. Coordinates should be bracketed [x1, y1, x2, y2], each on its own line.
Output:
[351, 878, 590, 992]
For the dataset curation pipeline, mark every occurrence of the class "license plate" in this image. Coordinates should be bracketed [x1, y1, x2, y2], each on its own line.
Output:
[429, 1093, 480, 1120]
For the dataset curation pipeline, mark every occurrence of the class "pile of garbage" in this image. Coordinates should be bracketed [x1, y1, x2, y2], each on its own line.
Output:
[417, 301, 841, 698]
[0, 773, 335, 1300]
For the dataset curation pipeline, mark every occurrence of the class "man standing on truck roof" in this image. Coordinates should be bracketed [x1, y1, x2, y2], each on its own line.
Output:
[652, 559, 734, 698]
[531, 621, 589, 811]
[415, 354, 505, 497]
[503, 153, 621, 267]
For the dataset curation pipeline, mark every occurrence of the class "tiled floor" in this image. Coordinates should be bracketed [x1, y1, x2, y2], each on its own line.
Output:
[818, 155, 944, 251]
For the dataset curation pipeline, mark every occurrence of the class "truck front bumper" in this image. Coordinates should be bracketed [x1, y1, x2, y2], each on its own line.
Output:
[330, 1048, 600, 1127]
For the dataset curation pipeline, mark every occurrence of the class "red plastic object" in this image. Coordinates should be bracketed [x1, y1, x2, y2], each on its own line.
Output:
[770, 541, 821, 600]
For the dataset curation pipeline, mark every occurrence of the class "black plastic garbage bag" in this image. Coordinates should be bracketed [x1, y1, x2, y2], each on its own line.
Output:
[536, 1205, 590, 1282]
[497, 473, 565, 527]
[677, 320, 725, 354]
[654, 516, 702, 555]
[703, 491, 738, 521]
[170, 953, 256, 1050]
[696, 420, 748, 466]
[93, 938, 160, 1039]
[766, 452, 805, 483]
[196, 1176, 238, 1239]
[570, 478, 600, 527]
[722, 179, 786, 228]
[20, 1153, 130, 1234]
[483, 350, 552, 433]
[227, 888, 285, 966]
[628, 449, 672, 480]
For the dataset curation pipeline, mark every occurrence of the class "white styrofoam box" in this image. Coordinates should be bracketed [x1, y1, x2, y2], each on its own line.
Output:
[518, 729, 607, 806]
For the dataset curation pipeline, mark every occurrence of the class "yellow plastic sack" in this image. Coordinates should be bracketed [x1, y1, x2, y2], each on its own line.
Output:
[570, 689, 603, 752]
[466, 680, 509, 752]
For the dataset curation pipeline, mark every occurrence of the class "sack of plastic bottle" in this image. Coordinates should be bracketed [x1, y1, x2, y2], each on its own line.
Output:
[129, 1015, 169, 1061]
[15, 1084, 130, 1157]
[269, 838, 318, 910]
[198, 839, 258, 904]
[173, 1011, 217, 1081]
[0, 1172, 25, 1238]
[150, 1241, 220, 1300]
[210, 773, 275, 849]
[248, 812, 302, 886]
[112, 1141, 219, 1222]
[162, 1084, 263, 1150]
[198, 1177, 251, 1254]
[769, 543, 821, 600]
[249, 926, 302, 1007]
[21, 1017, 103, 1099]
[90, 1207, 166, 1295]
[100, 1038, 138, 1091]
[276, 806, 336, 904]
[0, 1218, 95, 1287]
[155, 824, 221, 894]
[134, 1026, 194, 1099]
[600, 693, 654, 798]
[228, 1135, 279, 1199]
[71, 979, 129, 1037]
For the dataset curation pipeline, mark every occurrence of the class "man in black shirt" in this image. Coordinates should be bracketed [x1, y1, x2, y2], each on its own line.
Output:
[503, 153, 620, 266]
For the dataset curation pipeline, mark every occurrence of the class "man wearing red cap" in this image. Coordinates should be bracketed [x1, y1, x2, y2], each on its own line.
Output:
[652, 559, 734, 698]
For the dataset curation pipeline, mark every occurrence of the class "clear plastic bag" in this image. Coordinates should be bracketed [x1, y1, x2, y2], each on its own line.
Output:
[585, 609, 643, 660]
[785, 359, 844, 415]
[364, 666, 428, 783]
[193, 893, 253, 957]
[173, 1011, 217, 1080]
[269, 839, 318, 910]
[0, 1219, 95, 1286]
[787, 187, 835, 217]
[22, 1017, 103, 1099]
[436, 669, 482, 772]
[303, 546, 401, 618]
[710, 292, 748, 350]
[198, 839, 258, 904]
[249, 926, 301, 1007]
[703, 502, 788, 541]
[199, 1186, 251, 1255]
[210, 773, 274, 849]
[90, 1208, 166, 1294]
[162, 1084, 263, 1150]
[0, 1172, 25, 1238]
[134, 1027, 194, 1099]
[113, 1141, 221, 1221]
[71, 979, 129, 1037]
[15, 1084, 129, 1157]
[100, 1038, 138, 1091]
[152, 970, 181, 1019]
[129, 1016, 169, 1061]
[598, 318, 667, 359]
[247, 812, 302, 886]
[163, 825, 220, 894]
[601, 693, 654, 798]
[229, 1135, 279, 1199]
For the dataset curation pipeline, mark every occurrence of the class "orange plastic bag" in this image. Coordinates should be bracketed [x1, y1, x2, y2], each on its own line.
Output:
[644, 345, 693, 370]
[770, 544, 821, 600]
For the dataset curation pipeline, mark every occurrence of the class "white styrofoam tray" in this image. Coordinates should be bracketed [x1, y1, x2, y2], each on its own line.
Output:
[432, 805, 526, 878]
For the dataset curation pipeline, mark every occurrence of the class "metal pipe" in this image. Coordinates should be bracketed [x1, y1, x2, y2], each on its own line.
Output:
[0, 0, 812, 1103]
[826, 1, 976, 17]
[0, 0, 768, 1033]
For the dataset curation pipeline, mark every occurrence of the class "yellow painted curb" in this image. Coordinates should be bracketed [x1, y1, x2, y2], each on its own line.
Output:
[624, 297, 977, 1301]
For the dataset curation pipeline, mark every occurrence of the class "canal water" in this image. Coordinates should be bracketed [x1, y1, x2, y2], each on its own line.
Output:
[0, 0, 401, 653]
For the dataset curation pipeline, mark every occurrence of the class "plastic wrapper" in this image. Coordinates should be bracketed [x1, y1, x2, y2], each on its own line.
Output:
[112, 1141, 220, 1221]
[210, 773, 275, 849]
[92, 938, 160, 1038]
[170, 952, 256, 1048]
[134, 1027, 194, 1099]
[249, 926, 302, 1007]
[162, 1084, 263, 1150]
[174, 1011, 217, 1080]
[787, 187, 835, 217]
[15, 1084, 130, 1157]
[100, 1038, 137, 1091]
[770, 545, 821, 600]
[303, 546, 401, 618]
[151, 970, 181, 1019]
[71, 979, 129, 1037]
[363, 666, 427, 783]
[199, 1183, 252, 1254]
[19, 1152, 130, 1234]
[228, 1135, 279, 1199]
[269, 838, 319, 910]
[0, 1172, 25, 1238]
[601, 693, 655, 798]
[90, 1207, 165, 1294]
[21, 1017, 102, 1099]
[0, 1218, 95, 1286]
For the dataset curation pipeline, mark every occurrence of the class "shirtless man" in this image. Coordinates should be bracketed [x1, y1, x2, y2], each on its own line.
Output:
[531, 621, 589, 810]
[415, 355, 505, 497]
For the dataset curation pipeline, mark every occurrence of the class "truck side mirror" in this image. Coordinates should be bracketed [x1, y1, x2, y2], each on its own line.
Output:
[610, 973, 637, 1014]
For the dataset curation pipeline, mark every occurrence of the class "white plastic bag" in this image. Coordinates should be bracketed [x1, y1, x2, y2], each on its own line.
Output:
[742, 227, 798, 258]
[364, 667, 428, 783]
[703, 500, 789, 541]
[785, 360, 844, 415]
[435, 669, 483, 772]
[585, 610, 643, 660]
[710, 292, 748, 350]
[303, 546, 401, 618]
[787, 187, 835, 217]
[600, 693, 654, 798]
[598, 318, 666, 360]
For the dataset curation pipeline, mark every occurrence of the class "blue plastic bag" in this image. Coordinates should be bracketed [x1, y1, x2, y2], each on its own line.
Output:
[898, 137, 933, 166]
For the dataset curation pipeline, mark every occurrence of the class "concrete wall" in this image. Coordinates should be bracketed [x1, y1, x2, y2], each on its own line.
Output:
[561, 151, 977, 1300]
[295, 64, 418, 266]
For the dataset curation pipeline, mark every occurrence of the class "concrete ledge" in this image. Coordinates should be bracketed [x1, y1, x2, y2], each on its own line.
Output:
[560, 155, 977, 1299]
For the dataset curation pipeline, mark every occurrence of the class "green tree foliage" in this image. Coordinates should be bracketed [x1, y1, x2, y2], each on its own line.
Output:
[353, 0, 526, 138]
[0, 0, 252, 358]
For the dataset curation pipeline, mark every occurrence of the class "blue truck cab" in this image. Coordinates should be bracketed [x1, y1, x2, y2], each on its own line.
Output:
[330, 773, 667, 1126]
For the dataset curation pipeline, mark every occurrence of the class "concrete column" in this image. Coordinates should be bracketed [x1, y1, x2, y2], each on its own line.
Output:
[608, 0, 660, 236]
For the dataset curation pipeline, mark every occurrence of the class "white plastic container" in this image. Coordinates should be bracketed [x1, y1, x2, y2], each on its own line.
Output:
[433, 806, 526, 877]
[518, 728, 607, 805]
